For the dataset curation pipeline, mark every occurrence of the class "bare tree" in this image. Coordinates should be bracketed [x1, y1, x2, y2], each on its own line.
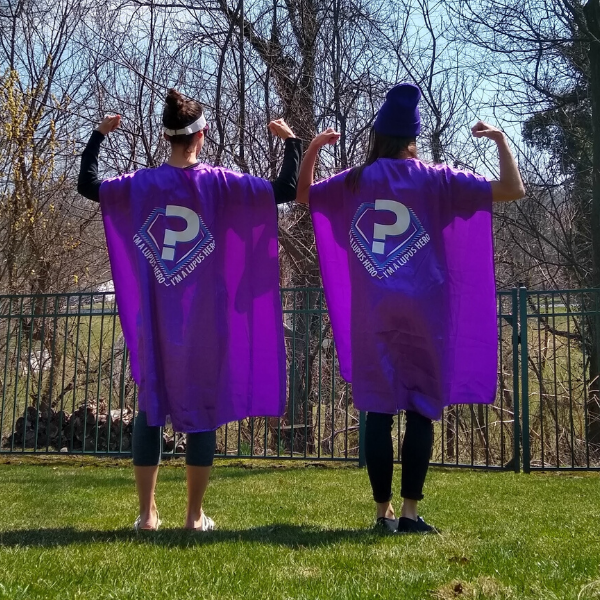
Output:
[454, 0, 600, 447]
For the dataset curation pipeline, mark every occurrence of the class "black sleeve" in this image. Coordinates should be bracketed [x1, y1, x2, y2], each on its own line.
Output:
[77, 130, 105, 202]
[270, 137, 302, 205]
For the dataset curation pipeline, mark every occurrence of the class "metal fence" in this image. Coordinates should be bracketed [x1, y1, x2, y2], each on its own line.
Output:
[518, 288, 600, 471]
[1, 287, 599, 471]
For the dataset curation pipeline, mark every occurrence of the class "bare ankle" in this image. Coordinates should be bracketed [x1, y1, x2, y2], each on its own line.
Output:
[140, 501, 155, 514]
[138, 506, 159, 529]
[184, 509, 208, 530]
[376, 501, 395, 520]
[400, 499, 418, 521]
[186, 507, 202, 521]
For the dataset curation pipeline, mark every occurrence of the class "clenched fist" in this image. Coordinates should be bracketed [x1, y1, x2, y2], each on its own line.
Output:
[268, 119, 296, 140]
[96, 115, 121, 136]
[472, 121, 504, 143]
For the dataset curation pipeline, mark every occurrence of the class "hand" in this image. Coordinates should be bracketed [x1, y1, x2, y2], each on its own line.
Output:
[472, 121, 504, 143]
[268, 119, 295, 140]
[309, 128, 341, 149]
[96, 114, 121, 136]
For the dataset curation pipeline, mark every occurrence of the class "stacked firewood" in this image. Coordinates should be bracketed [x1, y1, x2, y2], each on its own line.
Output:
[4, 402, 135, 452]
[3, 402, 189, 453]
[162, 432, 187, 453]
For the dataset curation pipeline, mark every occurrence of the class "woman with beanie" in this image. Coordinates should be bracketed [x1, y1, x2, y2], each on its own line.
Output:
[78, 89, 302, 531]
[298, 83, 524, 533]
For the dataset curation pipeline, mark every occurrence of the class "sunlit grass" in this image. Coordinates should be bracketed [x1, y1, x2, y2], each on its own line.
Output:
[0, 458, 599, 599]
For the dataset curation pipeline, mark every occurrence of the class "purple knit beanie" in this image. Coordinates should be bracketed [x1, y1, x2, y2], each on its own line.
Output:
[373, 83, 421, 137]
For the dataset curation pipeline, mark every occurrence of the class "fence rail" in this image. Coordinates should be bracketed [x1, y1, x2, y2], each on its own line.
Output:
[1, 287, 599, 471]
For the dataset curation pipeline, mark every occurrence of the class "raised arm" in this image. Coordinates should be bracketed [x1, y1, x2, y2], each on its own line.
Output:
[267, 119, 303, 205]
[472, 121, 525, 202]
[77, 115, 121, 202]
[296, 128, 341, 205]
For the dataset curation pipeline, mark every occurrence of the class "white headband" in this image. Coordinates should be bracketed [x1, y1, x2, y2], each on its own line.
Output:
[163, 114, 207, 136]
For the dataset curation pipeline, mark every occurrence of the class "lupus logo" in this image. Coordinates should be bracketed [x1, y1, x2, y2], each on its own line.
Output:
[350, 200, 430, 279]
[134, 205, 215, 286]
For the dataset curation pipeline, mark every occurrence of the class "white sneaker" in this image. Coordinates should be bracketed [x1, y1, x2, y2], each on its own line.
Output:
[198, 512, 215, 531]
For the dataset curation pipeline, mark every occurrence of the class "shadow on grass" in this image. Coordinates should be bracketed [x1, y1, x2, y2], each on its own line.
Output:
[0, 524, 384, 549]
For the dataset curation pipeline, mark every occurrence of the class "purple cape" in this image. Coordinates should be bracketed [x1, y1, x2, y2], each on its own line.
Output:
[100, 163, 286, 432]
[310, 159, 497, 420]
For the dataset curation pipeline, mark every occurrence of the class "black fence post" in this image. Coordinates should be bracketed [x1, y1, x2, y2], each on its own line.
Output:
[511, 287, 521, 473]
[519, 286, 531, 473]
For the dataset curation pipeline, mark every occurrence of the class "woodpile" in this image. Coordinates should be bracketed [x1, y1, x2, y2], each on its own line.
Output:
[3, 401, 135, 452]
[3, 402, 189, 454]
[162, 432, 187, 453]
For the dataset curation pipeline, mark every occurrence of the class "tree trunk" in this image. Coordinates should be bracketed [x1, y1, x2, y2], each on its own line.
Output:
[583, 0, 600, 444]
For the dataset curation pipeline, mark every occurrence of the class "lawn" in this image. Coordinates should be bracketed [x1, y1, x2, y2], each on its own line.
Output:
[0, 459, 599, 599]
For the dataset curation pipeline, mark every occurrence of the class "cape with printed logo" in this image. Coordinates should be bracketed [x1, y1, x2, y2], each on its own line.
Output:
[100, 164, 286, 432]
[310, 159, 497, 420]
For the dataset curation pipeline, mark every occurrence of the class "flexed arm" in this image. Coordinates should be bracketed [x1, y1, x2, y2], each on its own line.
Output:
[472, 121, 525, 202]
[77, 115, 121, 202]
[296, 128, 341, 205]
[267, 119, 303, 205]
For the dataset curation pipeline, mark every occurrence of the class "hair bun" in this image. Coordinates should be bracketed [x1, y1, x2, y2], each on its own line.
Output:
[162, 88, 204, 143]
[165, 88, 185, 110]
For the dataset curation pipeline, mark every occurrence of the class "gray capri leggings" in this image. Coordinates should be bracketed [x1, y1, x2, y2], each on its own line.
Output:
[132, 410, 216, 467]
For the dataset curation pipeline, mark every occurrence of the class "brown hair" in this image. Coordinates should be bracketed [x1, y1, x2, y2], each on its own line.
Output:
[345, 127, 417, 192]
[162, 88, 204, 151]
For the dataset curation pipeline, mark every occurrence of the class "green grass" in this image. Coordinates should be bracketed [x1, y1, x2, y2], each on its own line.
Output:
[0, 460, 600, 599]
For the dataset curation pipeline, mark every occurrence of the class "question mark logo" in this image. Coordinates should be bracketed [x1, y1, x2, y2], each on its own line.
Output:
[161, 205, 200, 261]
[371, 199, 411, 254]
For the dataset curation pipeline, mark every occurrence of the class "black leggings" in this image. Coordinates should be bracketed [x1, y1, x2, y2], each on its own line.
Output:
[132, 410, 216, 467]
[365, 411, 433, 502]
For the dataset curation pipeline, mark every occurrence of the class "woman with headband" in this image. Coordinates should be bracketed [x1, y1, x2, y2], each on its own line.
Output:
[297, 83, 524, 533]
[78, 88, 301, 531]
